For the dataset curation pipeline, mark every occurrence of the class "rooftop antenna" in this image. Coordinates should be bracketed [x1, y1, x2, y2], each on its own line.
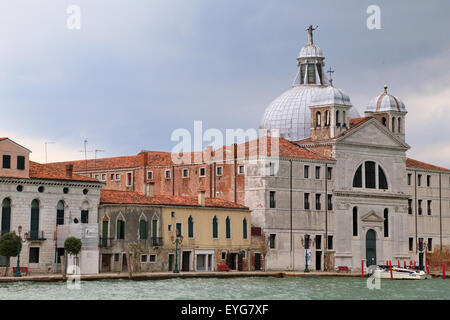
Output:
[327, 67, 335, 86]
[78, 139, 93, 171]
[44, 141, 55, 164]
[94, 149, 105, 169]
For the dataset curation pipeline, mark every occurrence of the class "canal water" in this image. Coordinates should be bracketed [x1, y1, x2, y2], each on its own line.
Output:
[0, 276, 448, 300]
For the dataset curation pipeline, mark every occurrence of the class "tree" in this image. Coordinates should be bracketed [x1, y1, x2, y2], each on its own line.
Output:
[128, 242, 144, 276]
[64, 237, 82, 255]
[0, 232, 21, 276]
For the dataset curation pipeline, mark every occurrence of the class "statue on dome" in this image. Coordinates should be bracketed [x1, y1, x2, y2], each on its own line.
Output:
[306, 25, 318, 44]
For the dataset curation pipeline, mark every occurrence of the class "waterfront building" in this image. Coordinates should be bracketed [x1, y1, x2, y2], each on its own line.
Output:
[98, 186, 254, 272]
[0, 138, 103, 274]
[44, 27, 450, 272]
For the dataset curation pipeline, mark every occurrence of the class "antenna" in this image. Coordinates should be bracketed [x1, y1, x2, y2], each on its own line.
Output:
[78, 139, 93, 171]
[44, 141, 55, 164]
[94, 149, 105, 169]
[327, 67, 335, 86]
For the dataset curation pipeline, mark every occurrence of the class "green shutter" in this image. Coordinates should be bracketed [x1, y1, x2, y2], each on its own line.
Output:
[139, 220, 144, 239]
[188, 216, 193, 238]
[226, 217, 231, 239]
[1, 207, 11, 235]
[212, 216, 218, 238]
[243, 218, 247, 239]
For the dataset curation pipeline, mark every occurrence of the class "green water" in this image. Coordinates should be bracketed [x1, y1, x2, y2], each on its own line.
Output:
[0, 276, 448, 300]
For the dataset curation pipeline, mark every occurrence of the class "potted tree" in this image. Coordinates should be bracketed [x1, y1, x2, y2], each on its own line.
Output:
[0, 232, 22, 276]
[64, 237, 82, 275]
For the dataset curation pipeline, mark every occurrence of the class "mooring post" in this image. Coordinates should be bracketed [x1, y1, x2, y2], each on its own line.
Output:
[389, 260, 393, 280]
[361, 260, 364, 278]
[426, 261, 430, 274]
[443, 262, 446, 279]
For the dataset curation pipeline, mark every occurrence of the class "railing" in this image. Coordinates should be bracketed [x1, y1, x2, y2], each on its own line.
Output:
[99, 237, 113, 248]
[27, 230, 46, 241]
[150, 237, 163, 246]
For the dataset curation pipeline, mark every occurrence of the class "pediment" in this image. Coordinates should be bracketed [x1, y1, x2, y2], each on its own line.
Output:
[0, 138, 31, 153]
[361, 210, 384, 223]
[337, 119, 409, 149]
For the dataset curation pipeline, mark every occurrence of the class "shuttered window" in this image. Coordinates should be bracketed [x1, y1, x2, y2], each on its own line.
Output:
[139, 220, 148, 239]
[117, 220, 125, 239]
[2, 155, 10, 169]
[243, 218, 248, 239]
[17, 156, 25, 170]
[226, 217, 231, 239]
[188, 216, 194, 238]
[212, 216, 218, 238]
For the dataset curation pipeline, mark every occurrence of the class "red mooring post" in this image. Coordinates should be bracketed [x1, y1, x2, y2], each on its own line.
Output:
[410, 260, 412, 270]
[361, 260, 364, 278]
[443, 262, 446, 279]
[398, 260, 400, 268]
[386, 260, 388, 267]
[389, 260, 393, 280]
[426, 261, 430, 274]
[404, 261, 407, 268]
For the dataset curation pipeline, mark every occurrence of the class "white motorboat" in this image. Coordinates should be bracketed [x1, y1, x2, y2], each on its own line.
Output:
[368, 266, 432, 280]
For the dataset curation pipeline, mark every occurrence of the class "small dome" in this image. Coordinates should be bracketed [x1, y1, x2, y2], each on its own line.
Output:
[298, 44, 323, 59]
[310, 85, 352, 107]
[366, 86, 407, 113]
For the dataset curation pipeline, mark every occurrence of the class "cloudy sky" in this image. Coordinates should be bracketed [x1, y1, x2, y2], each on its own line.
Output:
[0, 0, 449, 168]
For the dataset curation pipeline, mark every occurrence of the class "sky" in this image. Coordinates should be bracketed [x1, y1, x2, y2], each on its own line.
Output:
[0, 0, 449, 168]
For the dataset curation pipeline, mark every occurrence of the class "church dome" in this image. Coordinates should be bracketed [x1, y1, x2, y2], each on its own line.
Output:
[310, 85, 352, 106]
[298, 44, 323, 58]
[366, 86, 407, 113]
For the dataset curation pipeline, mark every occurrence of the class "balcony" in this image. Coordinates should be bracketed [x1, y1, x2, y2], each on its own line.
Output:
[150, 237, 163, 246]
[27, 231, 46, 241]
[99, 237, 113, 248]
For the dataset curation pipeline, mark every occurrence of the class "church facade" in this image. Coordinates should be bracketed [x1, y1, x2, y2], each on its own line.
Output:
[43, 27, 450, 272]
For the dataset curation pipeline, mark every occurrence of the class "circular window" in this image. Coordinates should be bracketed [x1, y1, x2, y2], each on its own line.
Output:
[63, 187, 69, 194]
[73, 218, 79, 224]
[38, 186, 45, 193]
[16, 185, 23, 192]
[83, 188, 88, 195]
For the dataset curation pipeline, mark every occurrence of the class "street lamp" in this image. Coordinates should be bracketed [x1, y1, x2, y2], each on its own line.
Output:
[13, 226, 28, 277]
[301, 234, 312, 273]
[171, 230, 183, 273]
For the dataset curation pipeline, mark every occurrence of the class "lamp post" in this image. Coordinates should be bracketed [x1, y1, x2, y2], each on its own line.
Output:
[171, 230, 183, 273]
[301, 234, 312, 273]
[13, 226, 28, 277]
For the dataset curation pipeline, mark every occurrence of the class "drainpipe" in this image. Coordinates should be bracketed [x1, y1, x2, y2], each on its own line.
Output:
[415, 171, 418, 254]
[289, 159, 293, 270]
[439, 172, 442, 252]
[172, 166, 175, 196]
[325, 163, 328, 270]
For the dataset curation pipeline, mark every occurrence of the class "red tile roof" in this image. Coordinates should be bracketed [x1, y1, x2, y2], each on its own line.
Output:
[29, 161, 100, 182]
[0, 137, 7, 141]
[406, 158, 450, 172]
[100, 189, 249, 209]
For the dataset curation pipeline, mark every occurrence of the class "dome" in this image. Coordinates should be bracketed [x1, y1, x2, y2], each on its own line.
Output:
[298, 44, 323, 58]
[310, 85, 352, 106]
[259, 86, 360, 141]
[366, 86, 407, 113]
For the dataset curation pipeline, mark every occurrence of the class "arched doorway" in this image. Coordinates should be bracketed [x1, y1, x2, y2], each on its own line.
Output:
[366, 229, 377, 266]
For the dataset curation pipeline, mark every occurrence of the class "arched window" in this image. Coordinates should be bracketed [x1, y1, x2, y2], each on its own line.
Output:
[117, 218, 125, 239]
[352, 165, 362, 188]
[81, 201, 89, 224]
[342, 111, 346, 127]
[336, 110, 340, 127]
[315, 111, 321, 127]
[226, 216, 231, 239]
[101, 216, 109, 247]
[391, 117, 395, 132]
[188, 215, 194, 238]
[379, 166, 388, 190]
[139, 218, 148, 239]
[307, 63, 316, 84]
[382, 117, 387, 126]
[384, 209, 389, 237]
[30, 199, 39, 240]
[243, 218, 248, 239]
[212, 216, 218, 238]
[398, 118, 401, 133]
[1, 198, 11, 235]
[56, 200, 64, 225]
[325, 110, 330, 126]
[365, 161, 376, 189]
[352, 207, 358, 236]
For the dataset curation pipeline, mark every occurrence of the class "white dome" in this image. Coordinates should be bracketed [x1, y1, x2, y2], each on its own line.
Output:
[366, 86, 407, 113]
[310, 85, 352, 106]
[260, 85, 360, 141]
[298, 44, 323, 58]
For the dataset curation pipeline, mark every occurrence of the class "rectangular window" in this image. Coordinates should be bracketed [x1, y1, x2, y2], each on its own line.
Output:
[315, 235, 321, 250]
[238, 165, 245, 174]
[315, 166, 321, 179]
[269, 234, 276, 249]
[407, 173, 412, 186]
[149, 254, 156, 263]
[110, 173, 114, 180]
[384, 210, 389, 237]
[427, 200, 432, 215]
[304, 165, 309, 179]
[168, 224, 172, 232]
[17, 156, 25, 170]
[182, 168, 189, 178]
[81, 210, 89, 223]
[141, 255, 148, 262]
[307, 63, 315, 84]
[216, 166, 223, 176]
[115, 173, 120, 180]
[428, 238, 432, 251]
[300, 64, 306, 84]
[304, 193, 310, 210]
[418, 200, 423, 215]
[165, 170, 171, 179]
[126, 172, 133, 186]
[176, 223, 182, 237]
[2, 155, 11, 169]
[221, 251, 227, 260]
[409, 238, 414, 251]
[427, 175, 431, 187]
[269, 162, 275, 176]
[199, 167, 206, 177]
[147, 171, 153, 180]
[95, 174, 99, 180]
[327, 235, 333, 250]
[114, 253, 120, 262]
[315, 194, 321, 210]
[365, 161, 376, 189]
[101, 173, 106, 181]
[117, 220, 125, 239]
[418, 174, 422, 186]
[29, 247, 39, 263]
[327, 194, 333, 210]
[269, 191, 276, 208]
[408, 199, 412, 214]
[327, 167, 332, 180]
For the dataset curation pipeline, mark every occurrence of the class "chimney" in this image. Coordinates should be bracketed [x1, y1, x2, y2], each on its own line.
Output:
[65, 164, 73, 178]
[198, 190, 206, 206]
[145, 182, 155, 197]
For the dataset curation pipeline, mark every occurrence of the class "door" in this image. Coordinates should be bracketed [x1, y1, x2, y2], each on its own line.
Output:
[122, 253, 128, 272]
[238, 253, 243, 271]
[254, 253, 261, 271]
[315, 251, 322, 270]
[101, 254, 111, 272]
[102, 220, 108, 247]
[30, 205, 39, 239]
[366, 229, 377, 266]
[182, 251, 190, 271]
[168, 254, 174, 271]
